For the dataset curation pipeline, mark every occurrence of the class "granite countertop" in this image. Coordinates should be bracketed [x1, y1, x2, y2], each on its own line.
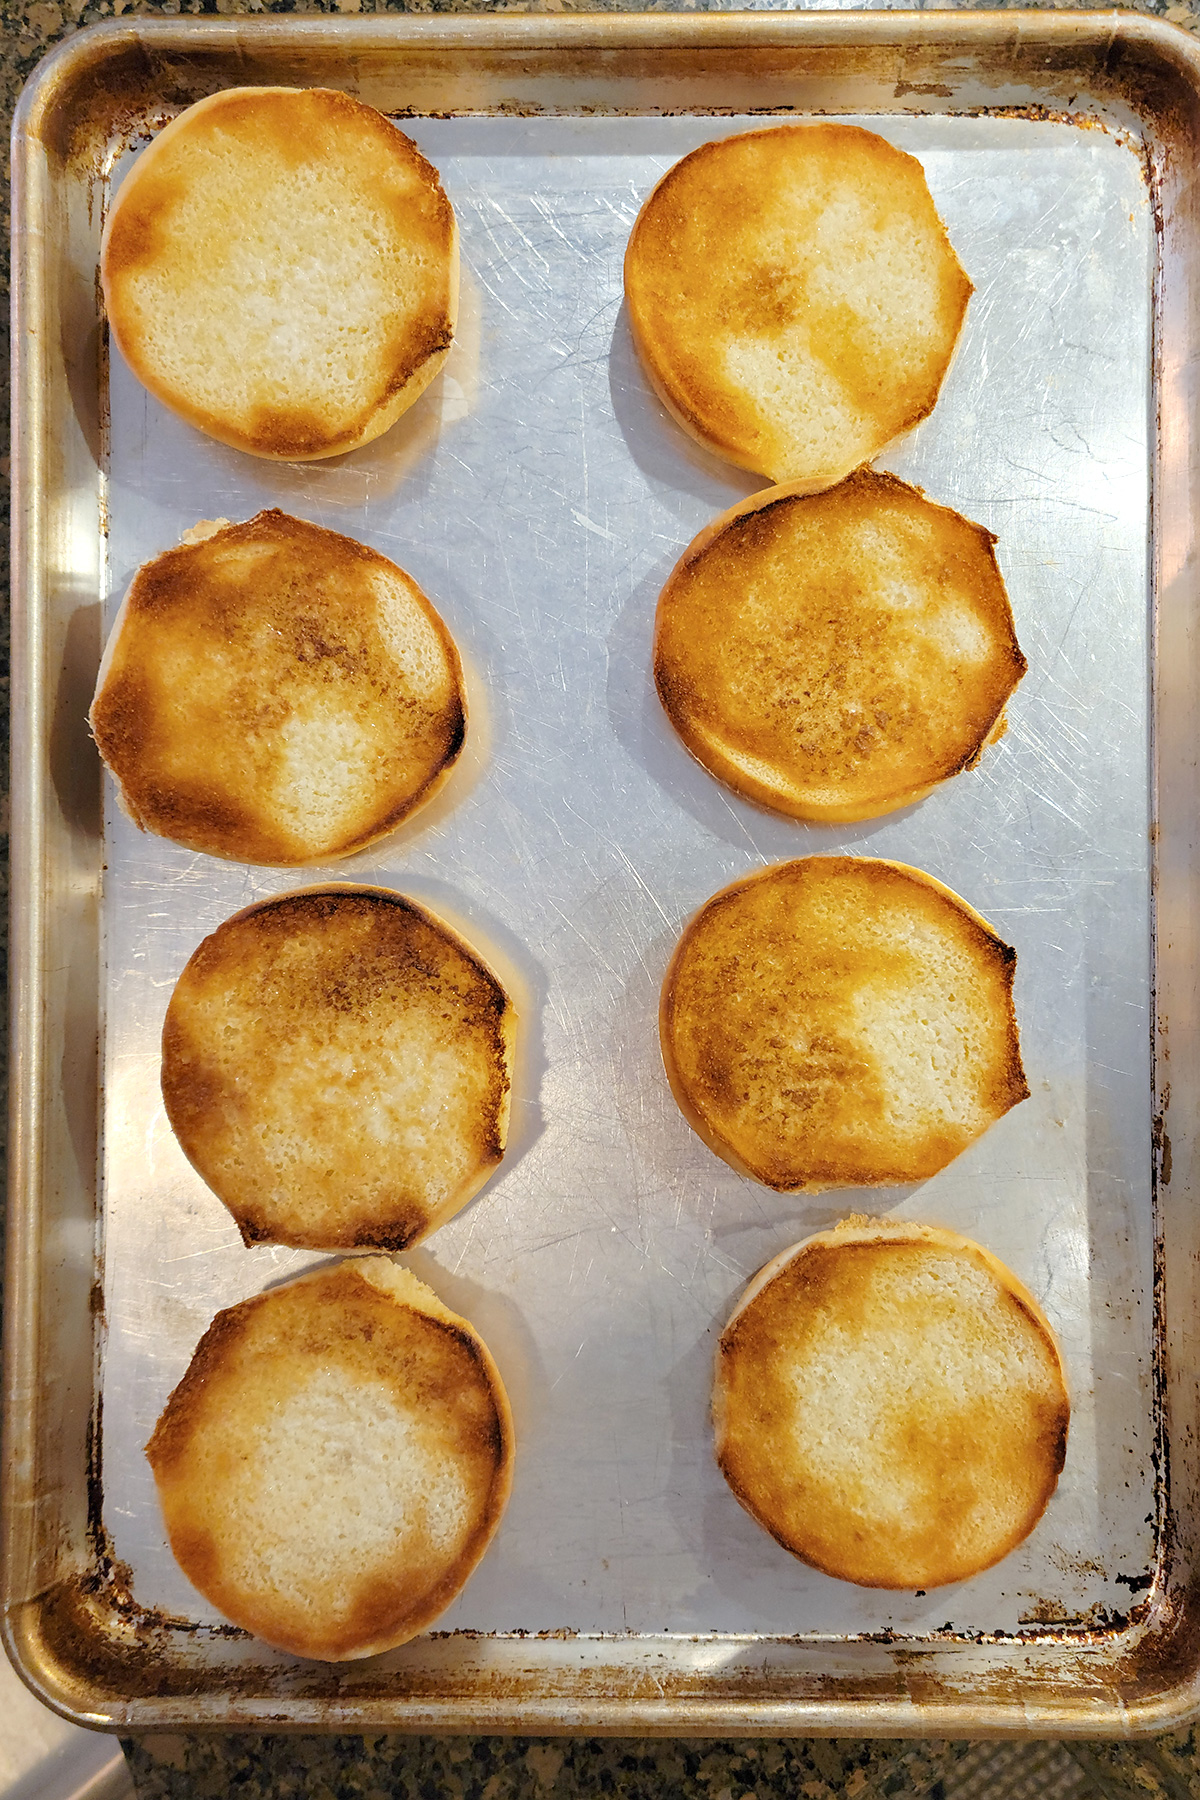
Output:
[5, 3, 1200, 1795]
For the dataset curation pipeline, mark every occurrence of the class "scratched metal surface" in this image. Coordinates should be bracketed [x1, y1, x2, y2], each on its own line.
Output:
[98, 112, 1154, 1647]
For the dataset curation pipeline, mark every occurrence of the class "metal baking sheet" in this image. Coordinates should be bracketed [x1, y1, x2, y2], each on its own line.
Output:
[9, 12, 1200, 1737]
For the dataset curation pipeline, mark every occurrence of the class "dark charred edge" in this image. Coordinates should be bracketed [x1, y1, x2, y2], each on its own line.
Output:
[84, 1389, 105, 1575]
[33, 1577, 257, 1703]
[228, 1208, 431, 1255]
[1142, 239, 1174, 1644]
[922, 1600, 1155, 1647]
[200, 883, 411, 940]
[26, 1576, 1164, 1710]
[230, 1215, 424, 1253]
[37, 1569, 1160, 1710]
[1146, 55, 1173, 1616]
[348, 1218, 425, 1254]
[439, 697, 469, 776]
[337, 692, 469, 856]
[379, 319, 457, 411]
[83, 1191, 120, 1617]
[1153, 1104, 1172, 1191]
[79, 1387, 249, 1686]
[1150, 1170, 1173, 1592]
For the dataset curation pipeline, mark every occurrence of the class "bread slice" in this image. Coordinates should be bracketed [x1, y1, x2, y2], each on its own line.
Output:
[624, 124, 971, 486]
[714, 1218, 1069, 1588]
[660, 857, 1027, 1191]
[655, 470, 1025, 822]
[101, 86, 457, 460]
[147, 1257, 514, 1659]
[89, 510, 466, 866]
[161, 887, 515, 1252]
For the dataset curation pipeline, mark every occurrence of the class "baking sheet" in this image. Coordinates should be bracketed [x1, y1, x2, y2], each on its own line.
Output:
[95, 109, 1155, 1649]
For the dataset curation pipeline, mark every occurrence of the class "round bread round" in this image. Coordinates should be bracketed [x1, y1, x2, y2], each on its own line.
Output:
[660, 858, 1028, 1191]
[147, 1257, 514, 1659]
[714, 1219, 1069, 1588]
[101, 86, 457, 460]
[89, 510, 466, 866]
[655, 470, 1026, 822]
[161, 887, 515, 1252]
[624, 124, 972, 485]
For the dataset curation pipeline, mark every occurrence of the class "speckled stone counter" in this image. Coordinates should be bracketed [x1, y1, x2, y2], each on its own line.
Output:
[112, 1731, 1182, 1799]
[107, 1724, 1200, 1799]
[6, 3, 1200, 1794]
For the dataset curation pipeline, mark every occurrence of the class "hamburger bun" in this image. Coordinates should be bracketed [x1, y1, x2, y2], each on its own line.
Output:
[161, 887, 514, 1252]
[90, 510, 466, 867]
[147, 1257, 514, 1659]
[655, 470, 1025, 822]
[624, 124, 971, 486]
[660, 857, 1028, 1191]
[101, 86, 457, 460]
[714, 1218, 1069, 1588]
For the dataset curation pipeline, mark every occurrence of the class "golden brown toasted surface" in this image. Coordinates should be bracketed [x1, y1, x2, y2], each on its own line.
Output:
[714, 1219, 1069, 1588]
[90, 510, 466, 866]
[101, 86, 457, 459]
[161, 887, 514, 1252]
[624, 124, 971, 484]
[661, 858, 1028, 1191]
[147, 1257, 514, 1659]
[655, 471, 1025, 822]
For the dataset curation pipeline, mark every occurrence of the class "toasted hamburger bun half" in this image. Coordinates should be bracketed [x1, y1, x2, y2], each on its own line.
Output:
[161, 887, 515, 1252]
[102, 86, 458, 460]
[714, 1217, 1069, 1589]
[90, 511, 467, 867]
[655, 470, 1026, 823]
[624, 124, 971, 486]
[147, 1257, 514, 1659]
[660, 858, 1028, 1192]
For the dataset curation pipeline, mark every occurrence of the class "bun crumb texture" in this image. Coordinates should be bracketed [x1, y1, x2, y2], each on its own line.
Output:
[714, 1219, 1069, 1589]
[624, 123, 971, 485]
[661, 857, 1028, 1192]
[162, 887, 515, 1253]
[101, 86, 458, 460]
[655, 469, 1026, 822]
[147, 1258, 514, 1659]
[90, 510, 466, 867]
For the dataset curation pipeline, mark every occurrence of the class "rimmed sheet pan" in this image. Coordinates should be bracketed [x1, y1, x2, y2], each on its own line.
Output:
[8, 10, 1200, 1735]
